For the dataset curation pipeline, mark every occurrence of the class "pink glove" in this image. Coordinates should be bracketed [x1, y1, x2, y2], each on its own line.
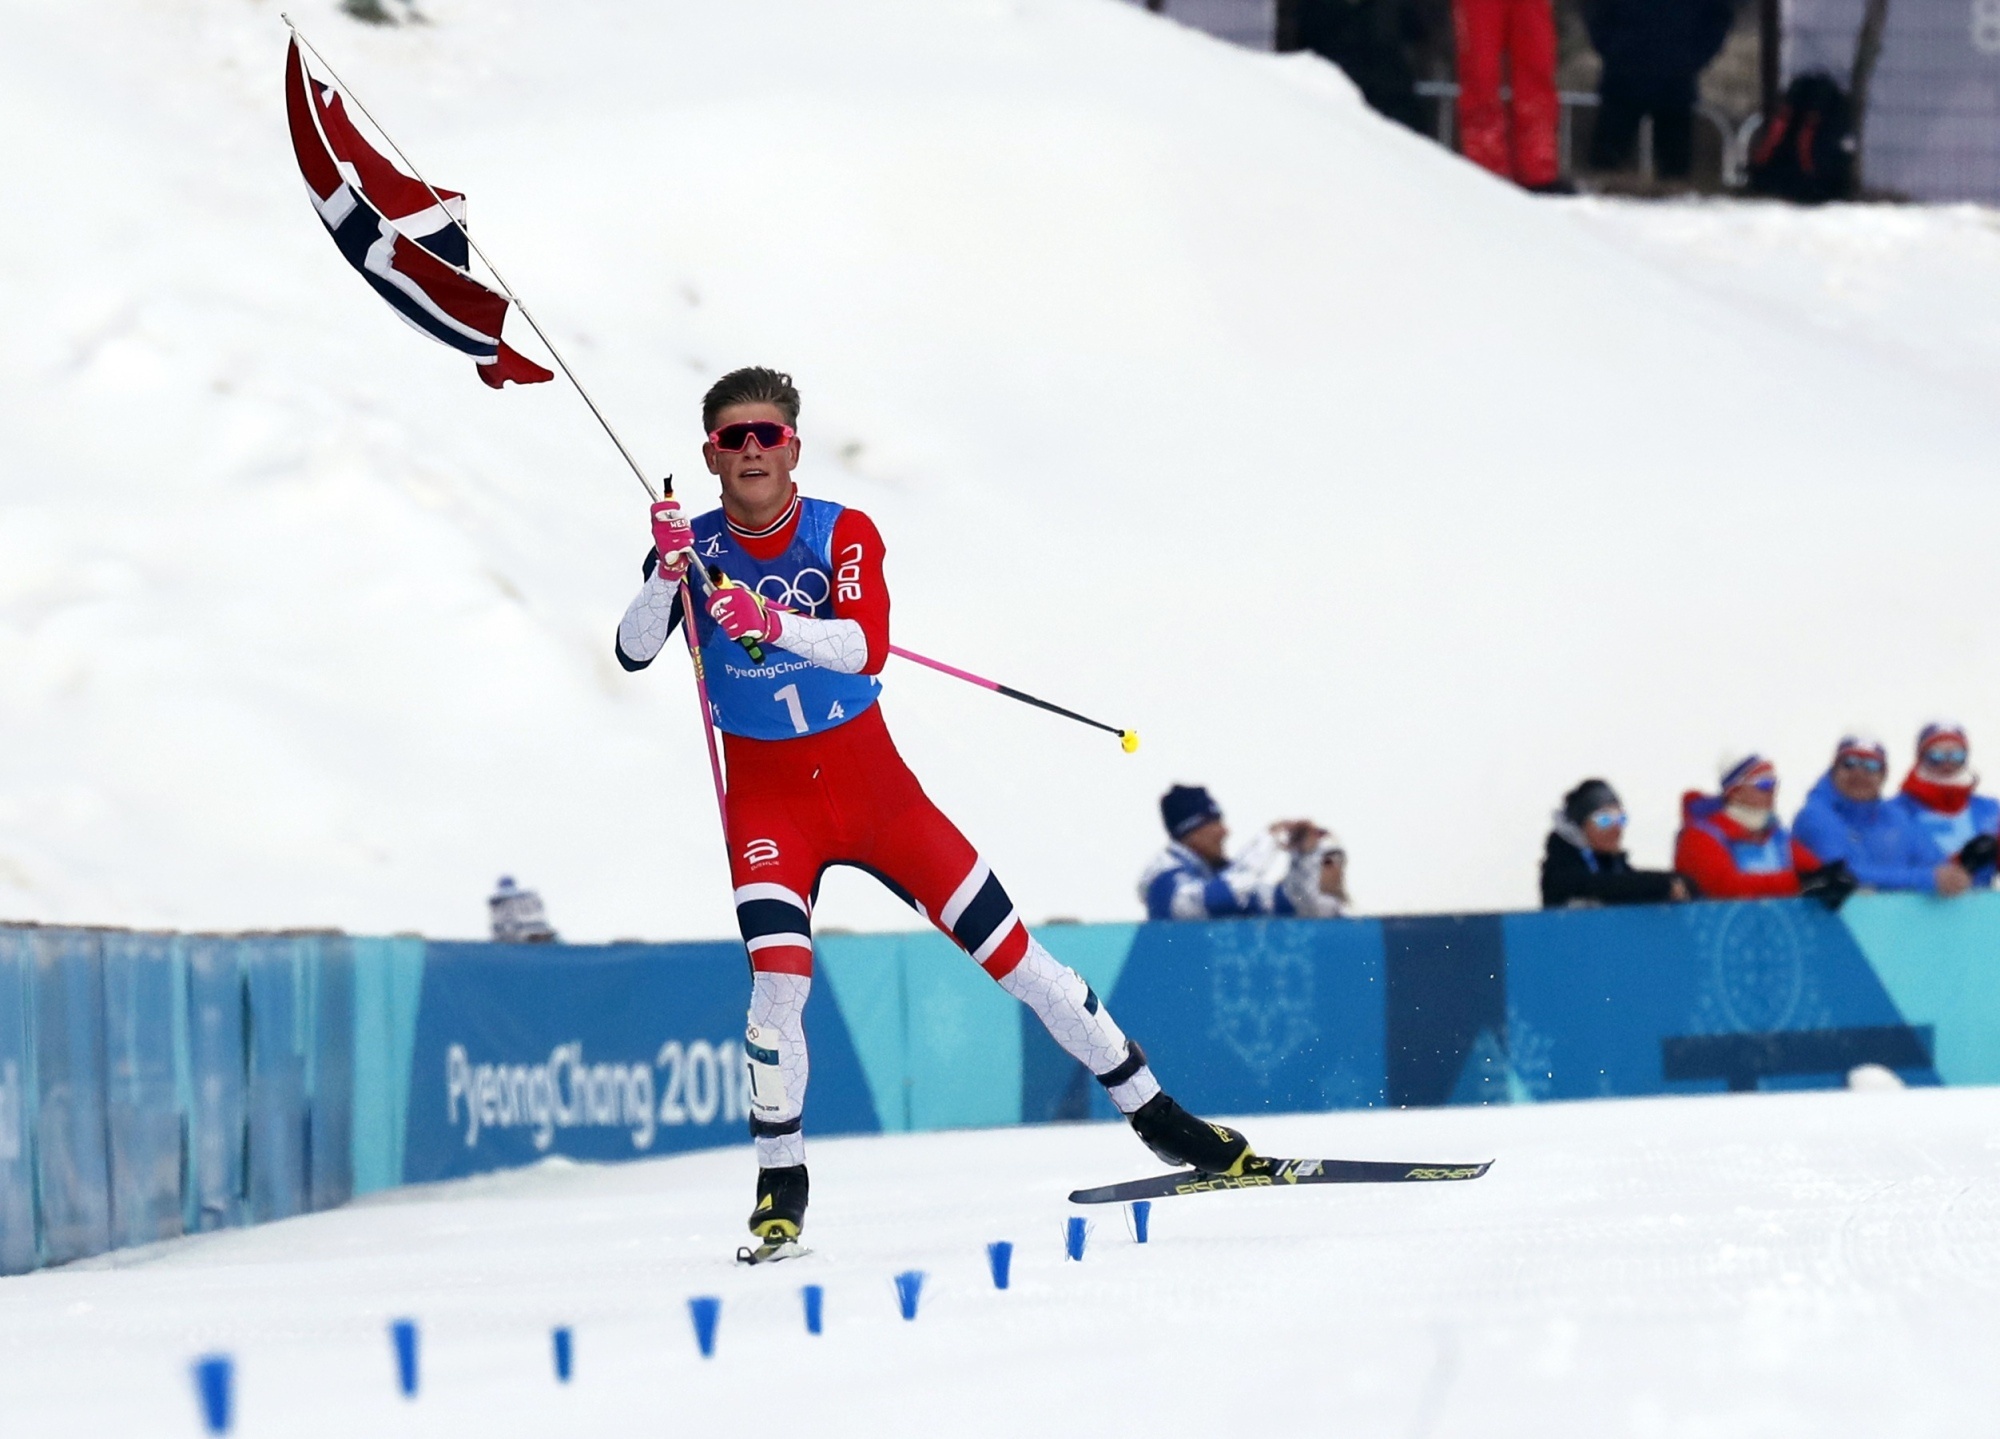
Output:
[650, 499, 694, 582]
[707, 583, 785, 644]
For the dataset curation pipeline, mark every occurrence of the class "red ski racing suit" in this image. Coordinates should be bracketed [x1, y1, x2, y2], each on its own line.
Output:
[616, 488, 1162, 1168]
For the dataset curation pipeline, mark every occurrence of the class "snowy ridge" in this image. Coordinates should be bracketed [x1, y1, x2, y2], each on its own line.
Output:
[5, 0, 2000, 940]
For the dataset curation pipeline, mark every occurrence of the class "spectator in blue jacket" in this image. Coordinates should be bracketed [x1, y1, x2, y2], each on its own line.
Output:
[1891, 721, 1999, 883]
[1138, 785, 1341, 920]
[1792, 734, 1968, 896]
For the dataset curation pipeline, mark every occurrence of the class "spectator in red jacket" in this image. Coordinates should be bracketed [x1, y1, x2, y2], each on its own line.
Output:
[1454, 0, 1564, 191]
[1674, 754, 1820, 899]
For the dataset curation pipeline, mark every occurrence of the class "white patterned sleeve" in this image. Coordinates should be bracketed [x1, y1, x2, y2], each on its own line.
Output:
[769, 614, 870, 675]
[615, 567, 682, 670]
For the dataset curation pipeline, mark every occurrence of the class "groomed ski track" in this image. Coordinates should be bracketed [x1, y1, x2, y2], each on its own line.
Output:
[5, 1088, 1999, 1436]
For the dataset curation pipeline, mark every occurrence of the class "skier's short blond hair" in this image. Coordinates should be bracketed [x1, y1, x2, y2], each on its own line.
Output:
[702, 367, 800, 432]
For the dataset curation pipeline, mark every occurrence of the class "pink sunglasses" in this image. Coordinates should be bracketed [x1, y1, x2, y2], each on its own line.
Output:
[708, 421, 796, 452]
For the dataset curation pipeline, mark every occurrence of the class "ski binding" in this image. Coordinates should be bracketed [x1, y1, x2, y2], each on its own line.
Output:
[737, 1237, 811, 1265]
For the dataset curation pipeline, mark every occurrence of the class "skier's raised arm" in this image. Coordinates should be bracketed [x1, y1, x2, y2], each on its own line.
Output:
[613, 550, 684, 672]
[613, 499, 698, 671]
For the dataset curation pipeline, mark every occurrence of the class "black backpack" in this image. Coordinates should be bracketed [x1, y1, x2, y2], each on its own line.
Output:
[1747, 72, 1856, 203]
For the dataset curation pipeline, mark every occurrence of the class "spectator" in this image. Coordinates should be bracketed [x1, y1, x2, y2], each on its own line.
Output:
[1138, 785, 1339, 920]
[1890, 721, 1999, 884]
[1584, 0, 1735, 181]
[1541, 778, 1687, 907]
[490, 875, 558, 943]
[1298, 0, 1431, 134]
[1673, 754, 1823, 899]
[1297, 828, 1353, 918]
[1453, 0, 1565, 191]
[1792, 734, 1963, 895]
[1794, 732, 1963, 893]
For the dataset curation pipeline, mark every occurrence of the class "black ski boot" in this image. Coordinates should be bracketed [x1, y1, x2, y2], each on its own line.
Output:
[738, 1164, 810, 1264]
[1129, 1092, 1261, 1176]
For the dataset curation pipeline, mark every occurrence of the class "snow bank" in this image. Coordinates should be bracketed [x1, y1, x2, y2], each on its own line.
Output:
[4, 1089, 1999, 1433]
[4, 0, 1999, 939]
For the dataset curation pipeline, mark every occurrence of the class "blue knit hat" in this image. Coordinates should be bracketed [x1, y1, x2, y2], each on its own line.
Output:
[1160, 784, 1222, 840]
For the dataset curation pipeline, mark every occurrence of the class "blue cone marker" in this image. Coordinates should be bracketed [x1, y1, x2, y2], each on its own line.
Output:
[987, 1240, 1014, 1290]
[802, 1285, 824, 1335]
[1133, 1199, 1152, 1244]
[688, 1296, 721, 1358]
[389, 1319, 419, 1398]
[1065, 1215, 1087, 1261]
[894, 1270, 925, 1320]
[552, 1326, 573, 1383]
[191, 1354, 233, 1435]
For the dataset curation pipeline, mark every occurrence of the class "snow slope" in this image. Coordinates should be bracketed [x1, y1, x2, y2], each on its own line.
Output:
[1572, 198, 2000, 407]
[5, 0, 2000, 940]
[5, 1089, 2000, 1435]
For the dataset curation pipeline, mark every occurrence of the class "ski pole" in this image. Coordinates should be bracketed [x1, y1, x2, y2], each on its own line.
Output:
[674, 561, 1134, 752]
[677, 586, 731, 843]
[888, 646, 1138, 753]
[661, 479, 731, 841]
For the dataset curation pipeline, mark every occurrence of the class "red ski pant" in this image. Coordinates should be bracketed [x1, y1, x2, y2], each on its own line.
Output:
[722, 703, 1030, 980]
[1453, 0, 1560, 187]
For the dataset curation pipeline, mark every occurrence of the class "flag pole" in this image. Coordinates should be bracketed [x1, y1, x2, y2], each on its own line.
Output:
[280, 21, 738, 850]
[281, 14, 657, 503]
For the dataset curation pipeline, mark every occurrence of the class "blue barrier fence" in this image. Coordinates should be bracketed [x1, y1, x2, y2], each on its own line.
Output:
[4, 892, 1998, 1273]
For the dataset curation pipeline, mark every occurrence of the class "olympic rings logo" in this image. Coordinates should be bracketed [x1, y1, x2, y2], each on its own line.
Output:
[755, 567, 831, 613]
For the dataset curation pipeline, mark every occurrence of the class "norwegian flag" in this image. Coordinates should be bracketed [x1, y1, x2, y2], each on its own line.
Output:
[285, 38, 552, 389]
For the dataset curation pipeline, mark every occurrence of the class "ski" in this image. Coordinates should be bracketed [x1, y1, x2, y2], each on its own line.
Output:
[1067, 1157, 1492, 1205]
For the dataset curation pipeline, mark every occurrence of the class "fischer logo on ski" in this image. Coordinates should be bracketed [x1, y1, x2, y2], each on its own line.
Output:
[1067, 1157, 1493, 1205]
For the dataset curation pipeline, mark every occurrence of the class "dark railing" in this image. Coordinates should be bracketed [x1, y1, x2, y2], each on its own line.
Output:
[1412, 80, 1753, 187]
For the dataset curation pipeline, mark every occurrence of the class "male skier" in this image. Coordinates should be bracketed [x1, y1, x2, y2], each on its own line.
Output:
[616, 367, 1258, 1258]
